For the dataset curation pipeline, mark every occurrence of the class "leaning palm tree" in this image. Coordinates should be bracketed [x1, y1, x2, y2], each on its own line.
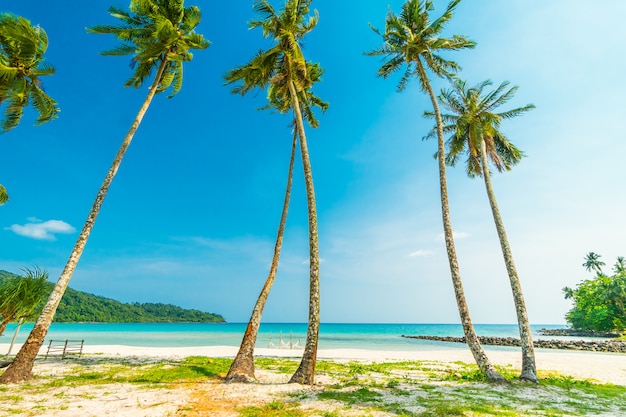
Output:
[426, 78, 537, 381]
[0, 0, 209, 384]
[0, 13, 59, 133]
[225, 70, 327, 383]
[225, 132, 297, 383]
[366, 0, 504, 382]
[225, 0, 325, 385]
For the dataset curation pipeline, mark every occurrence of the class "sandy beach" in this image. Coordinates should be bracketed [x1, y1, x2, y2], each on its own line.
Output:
[3, 342, 625, 385]
[1, 343, 625, 416]
[62, 344, 626, 385]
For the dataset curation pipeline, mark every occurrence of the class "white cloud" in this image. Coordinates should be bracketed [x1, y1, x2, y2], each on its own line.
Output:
[6, 219, 76, 241]
[409, 249, 433, 257]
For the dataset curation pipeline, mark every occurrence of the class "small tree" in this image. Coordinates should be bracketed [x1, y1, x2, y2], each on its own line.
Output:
[563, 253, 626, 332]
[0, 268, 50, 338]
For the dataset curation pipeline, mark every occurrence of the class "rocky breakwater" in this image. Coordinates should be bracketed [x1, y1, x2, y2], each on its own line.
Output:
[401, 335, 626, 353]
[538, 328, 621, 338]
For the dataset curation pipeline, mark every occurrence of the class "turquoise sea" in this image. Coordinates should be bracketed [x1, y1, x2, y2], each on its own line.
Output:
[1, 323, 569, 351]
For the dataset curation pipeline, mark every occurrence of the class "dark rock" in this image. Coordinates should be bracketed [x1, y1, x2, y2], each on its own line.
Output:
[538, 328, 621, 338]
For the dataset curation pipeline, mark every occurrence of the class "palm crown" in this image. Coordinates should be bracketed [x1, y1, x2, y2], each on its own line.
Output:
[427, 78, 535, 178]
[365, 0, 475, 91]
[87, 0, 209, 96]
[224, 0, 326, 124]
[0, 13, 59, 133]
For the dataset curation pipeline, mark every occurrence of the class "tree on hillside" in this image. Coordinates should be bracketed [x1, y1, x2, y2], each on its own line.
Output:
[0, 13, 59, 133]
[564, 253, 626, 332]
[365, 0, 504, 382]
[0, 0, 209, 384]
[224, 0, 325, 385]
[425, 78, 538, 381]
[0, 268, 49, 338]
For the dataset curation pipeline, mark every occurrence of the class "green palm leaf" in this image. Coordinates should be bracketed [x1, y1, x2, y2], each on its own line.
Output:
[0, 13, 59, 133]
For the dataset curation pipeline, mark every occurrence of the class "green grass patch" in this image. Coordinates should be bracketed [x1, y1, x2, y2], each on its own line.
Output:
[255, 358, 299, 374]
[238, 400, 306, 417]
[418, 403, 466, 416]
[317, 387, 382, 405]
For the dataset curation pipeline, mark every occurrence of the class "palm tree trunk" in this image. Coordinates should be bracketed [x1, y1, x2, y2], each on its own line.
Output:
[225, 132, 297, 383]
[287, 81, 320, 385]
[479, 140, 537, 382]
[0, 57, 170, 385]
[417, 61, 504, 383]
[5, 318, 24, 358]
[0, 318, 10, 338]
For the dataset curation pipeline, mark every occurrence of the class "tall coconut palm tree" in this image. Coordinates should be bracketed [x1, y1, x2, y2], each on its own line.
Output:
[426, 78, 537, 381]
[225, 73, 327, 383]
[0, 13, 59, 133]
[366, 0, 504, 382]
[225, 0, 325, 385]
[0, 0, 209, 384]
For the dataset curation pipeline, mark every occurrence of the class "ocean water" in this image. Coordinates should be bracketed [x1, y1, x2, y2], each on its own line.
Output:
[0, 323, 567, 351]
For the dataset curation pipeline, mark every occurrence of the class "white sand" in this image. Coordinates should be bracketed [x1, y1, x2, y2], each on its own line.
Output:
[2, 343, 625, 417]
[3, 343, 624, 385]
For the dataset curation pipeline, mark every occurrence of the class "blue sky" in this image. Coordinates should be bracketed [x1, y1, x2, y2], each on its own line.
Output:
[1, 0, 625, 324]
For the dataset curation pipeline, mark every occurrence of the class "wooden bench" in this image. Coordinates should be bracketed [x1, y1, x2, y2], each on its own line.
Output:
[45, 339, 84, 359]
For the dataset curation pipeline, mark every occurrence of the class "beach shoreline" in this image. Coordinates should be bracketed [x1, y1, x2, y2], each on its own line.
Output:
[2, 342, 624, 385]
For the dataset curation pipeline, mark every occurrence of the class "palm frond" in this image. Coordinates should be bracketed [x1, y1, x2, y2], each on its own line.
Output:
[168, 62, 183, 98]
[1, 94, 27, 132]
[498, 104, 535, 119]
[98, 44, 137, 57]
[30, 83, 60, 125]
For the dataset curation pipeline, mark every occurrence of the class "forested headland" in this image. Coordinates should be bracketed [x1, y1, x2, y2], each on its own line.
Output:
[0, 270, 225, 323]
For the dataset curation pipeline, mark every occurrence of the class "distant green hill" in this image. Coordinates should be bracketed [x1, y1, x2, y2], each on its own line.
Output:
[0, 270, 225, 323]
